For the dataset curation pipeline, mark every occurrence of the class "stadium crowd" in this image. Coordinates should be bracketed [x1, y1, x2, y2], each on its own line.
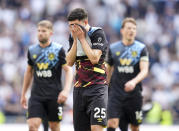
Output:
[0, 0, 179, 125]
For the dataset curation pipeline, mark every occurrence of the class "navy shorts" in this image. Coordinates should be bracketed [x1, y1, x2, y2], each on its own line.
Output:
[73, 86, 108, 131]
[27, 97, 63, 122]
[108, 92, 143, 126]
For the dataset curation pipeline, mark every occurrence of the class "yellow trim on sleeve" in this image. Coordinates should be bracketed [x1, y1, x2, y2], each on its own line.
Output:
[140, 56, 149, 62]
[62, 63, 67, 67]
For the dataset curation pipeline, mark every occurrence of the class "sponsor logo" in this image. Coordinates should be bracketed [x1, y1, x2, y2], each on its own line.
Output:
[117, 66, 134, 73]
[37, 63, 49, 70]
[120, 58, 132, 66]
[97, 118, 103, 122]
[93, 42, 104, 46]
[36, 70, 52, 77]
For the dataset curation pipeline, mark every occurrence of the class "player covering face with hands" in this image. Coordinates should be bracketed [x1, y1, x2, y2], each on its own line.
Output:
[66, 8, 108, 131]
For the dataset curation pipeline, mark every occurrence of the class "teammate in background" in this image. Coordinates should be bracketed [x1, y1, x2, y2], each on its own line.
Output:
[66, 8, 108, 131]
[106, 17, 149, 131]
[20, 20, 73, 131]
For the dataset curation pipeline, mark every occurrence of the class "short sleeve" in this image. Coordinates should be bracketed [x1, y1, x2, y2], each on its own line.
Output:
[27, 49, 34, 66]
[140, 47, 149, 62]
[59, 48, 67, 66]
[90, 29, 108, 51]
[106, 48, 114, 66]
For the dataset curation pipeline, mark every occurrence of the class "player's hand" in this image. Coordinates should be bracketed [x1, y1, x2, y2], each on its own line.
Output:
[57, 90, 69, 104]
[74, 24, 86, 40]
[69, 24, 78, 40]
[69, 24, 86, 41]
[124, 80, 136, 92]
[20, 95, 28, 109]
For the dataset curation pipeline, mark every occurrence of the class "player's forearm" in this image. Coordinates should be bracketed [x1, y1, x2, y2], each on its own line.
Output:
[66, 41, 77, 66]
[21, 70, 33, 97]
[63, 66, 73, 93]
[132, 60, 149, 84]
[132, 68, 148, 85]
[80, 38, 101, 64]
[106, 64, 114, 84]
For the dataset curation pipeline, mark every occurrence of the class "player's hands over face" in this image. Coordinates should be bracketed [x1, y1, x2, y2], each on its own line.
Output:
[20, 95, 28, 109]
[70, 24, 85, 40]
[69, 24, 78, 40]
[76, 25, 86, 40]
[57, 90, 69, 104]
[124, 80, 136, 92]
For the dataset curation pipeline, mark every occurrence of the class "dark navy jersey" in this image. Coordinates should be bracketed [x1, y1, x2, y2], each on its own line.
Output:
[27, 42, 66, 99]
[68, 27, 108, 88]
[106, 40, 149, 98]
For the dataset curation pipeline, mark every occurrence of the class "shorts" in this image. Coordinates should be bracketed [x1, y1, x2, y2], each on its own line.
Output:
[27, 97, 63, 122]
[73, 85, 108, 131]
[108, 92, 143, 126]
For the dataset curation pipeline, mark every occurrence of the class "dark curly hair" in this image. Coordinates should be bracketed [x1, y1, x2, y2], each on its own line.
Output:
[67, 8, 88, 21]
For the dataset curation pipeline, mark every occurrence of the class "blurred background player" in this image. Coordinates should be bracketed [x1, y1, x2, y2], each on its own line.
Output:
[20, 20, 73, 131]
[66, 8, 108, 131]
[106, 17, 149, 131]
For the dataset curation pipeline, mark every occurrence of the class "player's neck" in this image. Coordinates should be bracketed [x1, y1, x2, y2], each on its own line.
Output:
[122, 38, 134, 46]
[39, 41, 51, 48]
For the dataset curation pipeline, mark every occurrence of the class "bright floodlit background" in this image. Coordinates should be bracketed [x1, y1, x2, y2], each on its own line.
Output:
[0, 0, 179, 130]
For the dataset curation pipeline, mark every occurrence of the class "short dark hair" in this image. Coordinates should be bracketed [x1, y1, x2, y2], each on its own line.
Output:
[67, 8, 88, 21]
[121, 17, 136, 28]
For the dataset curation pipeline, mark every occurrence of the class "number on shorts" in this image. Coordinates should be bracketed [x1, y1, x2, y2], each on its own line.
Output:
[58, 107, 63, 116]
[135, 111, 143, 120]
[94, 107, 106, 119]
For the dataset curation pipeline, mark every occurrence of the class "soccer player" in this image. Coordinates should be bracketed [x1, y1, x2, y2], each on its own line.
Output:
[20, 20, 73, 131]
[66, 8, 108, 131]
[106, 17, 149, 131]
